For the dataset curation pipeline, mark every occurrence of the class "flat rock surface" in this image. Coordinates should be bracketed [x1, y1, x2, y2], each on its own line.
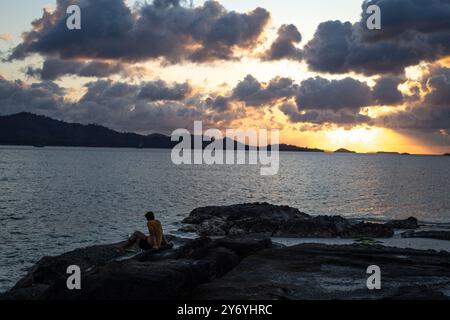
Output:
[193, 244, 450, 300]
[4, 240, 450, 300]
[1, 236, 273, 300]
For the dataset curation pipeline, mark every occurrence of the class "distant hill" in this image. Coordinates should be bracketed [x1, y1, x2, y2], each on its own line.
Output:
[334, 148, 356, 153]
[0, 113, 324, 152]
[444, 153, 450, 156]
[277, 144, 323, 153]
[0, 113, 174, 148]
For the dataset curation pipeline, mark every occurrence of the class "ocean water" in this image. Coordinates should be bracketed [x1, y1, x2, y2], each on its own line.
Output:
[1, 146, 450, 292]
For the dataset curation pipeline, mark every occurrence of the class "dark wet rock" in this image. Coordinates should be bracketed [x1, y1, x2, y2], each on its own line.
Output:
[12, 243, 121, 290]
[181, 203, 398, 239]
[211, 237, 274, 260]
[385, 217, 419, 230]
[176, 236, 274, 262]
[228, 226, 247, 236]
[193, 244, 450, 300]
[402, 230, 450, 241]
[54, 259, 211, 300]
[3, 235, 449, 300]
[201, 248, 240, 279]
[184, 202, 310, 223]
[276, 216, 351, 238]
[182, 203, 310, 237]
[1, 284, 50, 300]
[1, 235, 273, 300]
[0, 243, 121, 300]
[340, 222, 394, 238]
[197, 218, 228, 236]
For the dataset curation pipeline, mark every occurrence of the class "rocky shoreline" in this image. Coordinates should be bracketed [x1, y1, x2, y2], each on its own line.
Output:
[179, 203, 421, 238]
[2, 203, 450, 300]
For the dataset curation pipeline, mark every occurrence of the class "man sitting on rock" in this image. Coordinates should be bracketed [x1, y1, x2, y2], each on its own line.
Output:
[117, 211, 165, 253]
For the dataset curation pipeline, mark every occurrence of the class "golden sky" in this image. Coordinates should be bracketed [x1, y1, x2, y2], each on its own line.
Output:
[0, 0, 449, 154]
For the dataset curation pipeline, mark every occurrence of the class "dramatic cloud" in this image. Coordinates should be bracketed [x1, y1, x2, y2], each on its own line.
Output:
[278, 76, 376, 127]
[360, 0, 450, 40]
[378, 66, 450, 132]
[25, 59, 129, 80]
[0, 78, 66, 116]
[205, 95, 232, 112]
[71, 80, 202, 132]
[138, 81, 192, 101]
[296, 76, 373, 111]
[231, 75, 298, 107]
[262, 24, 303, 61]
[304, 0, 450, 75]
[372, 76, 404, 106]
[79, 79, 193, 103]
[280, 102, 371, 126]
[8, 0, 270, 64]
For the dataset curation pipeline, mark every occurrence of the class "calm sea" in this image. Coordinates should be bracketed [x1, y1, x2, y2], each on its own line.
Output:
[1, 146, 449, 292]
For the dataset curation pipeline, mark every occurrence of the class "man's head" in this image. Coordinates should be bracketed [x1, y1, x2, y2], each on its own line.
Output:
[145, 211, 155, 221]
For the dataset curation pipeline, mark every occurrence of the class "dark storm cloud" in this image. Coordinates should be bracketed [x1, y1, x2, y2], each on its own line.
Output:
[79, 79, 193, 103]
[205, 95, 232, 112]
[231, 75, 298, 107]
[80, 80, 139, 102]
[0, 78, 66, 116]
[8, 0, 270, 63]
[296, 76, 373, 111]
[72, 82, 204, 133]
[137, 81, 192, 101]
[304, 0, 450, 75]
[25, 59, 128, 80]
[360, 0, 450, 40]
[303, 20, 428, 75]
[377, 66, 450, 132]
[64, 79, 239, 133]
[223, 74, 405, 124]
[278, 76, 397, 127]
[280, 102, 371, 126]
[262, 24, 303, 61]
[423, 66, 450, 106]
[372, 76, 404, 105]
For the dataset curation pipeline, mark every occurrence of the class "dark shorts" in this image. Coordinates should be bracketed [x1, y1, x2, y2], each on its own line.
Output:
[138, 238, 153, 251]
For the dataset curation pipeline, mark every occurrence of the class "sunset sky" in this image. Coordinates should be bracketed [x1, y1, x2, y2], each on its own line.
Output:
[1, 0, 450, 154]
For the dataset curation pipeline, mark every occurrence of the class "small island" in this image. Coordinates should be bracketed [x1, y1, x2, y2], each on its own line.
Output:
[334, 148, 356, 153]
